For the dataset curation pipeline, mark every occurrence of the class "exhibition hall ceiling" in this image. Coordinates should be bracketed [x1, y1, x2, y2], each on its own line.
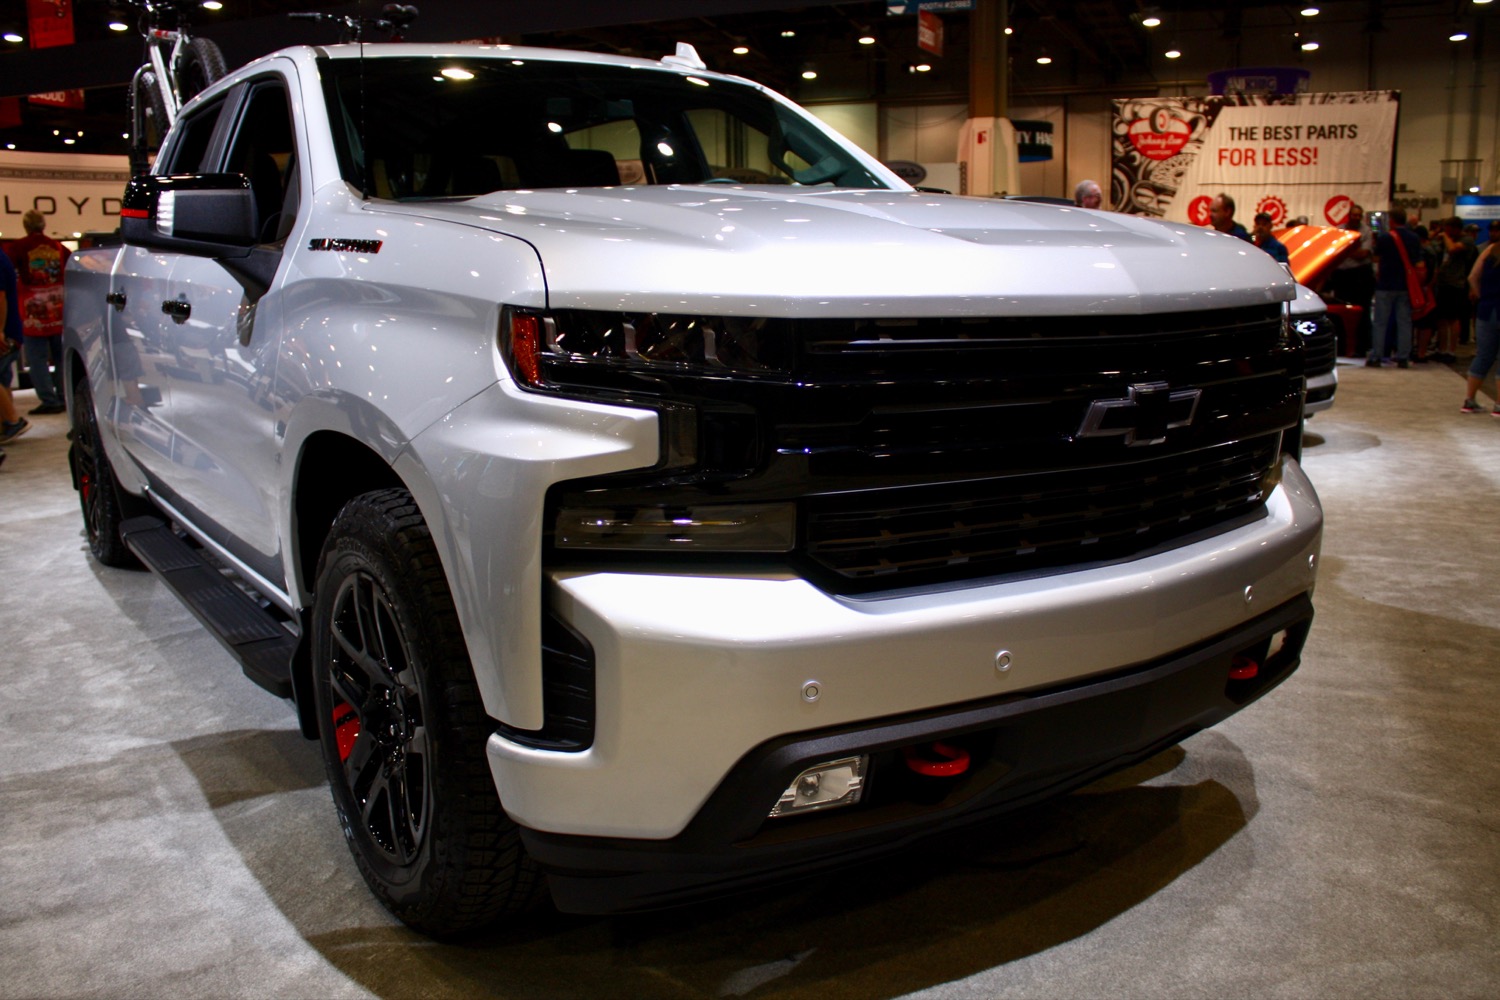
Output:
[0, 1, 1484, 156]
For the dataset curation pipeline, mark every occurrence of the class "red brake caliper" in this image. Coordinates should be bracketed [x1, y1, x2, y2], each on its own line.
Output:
[332, 703, 361, 762]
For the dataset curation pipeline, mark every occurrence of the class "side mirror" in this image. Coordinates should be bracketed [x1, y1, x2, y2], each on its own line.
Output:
[120, 173, 258, 252]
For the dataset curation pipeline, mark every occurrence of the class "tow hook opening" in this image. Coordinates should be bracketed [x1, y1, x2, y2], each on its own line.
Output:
[902, 741, 972, 777]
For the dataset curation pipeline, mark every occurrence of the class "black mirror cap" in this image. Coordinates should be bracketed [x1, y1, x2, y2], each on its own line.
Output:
[121, 173, 258, 251]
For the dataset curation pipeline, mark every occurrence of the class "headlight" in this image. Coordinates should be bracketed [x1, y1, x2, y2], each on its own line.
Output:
[504, 307, 794, 388]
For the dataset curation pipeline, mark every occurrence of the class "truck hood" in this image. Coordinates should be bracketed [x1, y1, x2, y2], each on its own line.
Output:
[374, 186, 1295, 318]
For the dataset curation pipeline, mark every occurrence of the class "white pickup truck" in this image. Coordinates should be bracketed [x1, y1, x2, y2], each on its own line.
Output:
[63, 41, 1321, 934]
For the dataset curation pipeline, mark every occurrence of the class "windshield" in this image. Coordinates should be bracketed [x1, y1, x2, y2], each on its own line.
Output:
[320, 56, 892, 199]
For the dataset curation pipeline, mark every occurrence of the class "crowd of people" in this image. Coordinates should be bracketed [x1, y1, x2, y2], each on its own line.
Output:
[0, 210, 72, 469]
[1317, 200, 1500, 414]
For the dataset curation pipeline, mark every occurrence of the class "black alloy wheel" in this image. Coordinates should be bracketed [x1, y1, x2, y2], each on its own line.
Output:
[325, 567, 432, 869]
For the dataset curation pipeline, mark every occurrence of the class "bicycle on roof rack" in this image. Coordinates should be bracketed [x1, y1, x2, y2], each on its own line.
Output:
[125, 0, 227, 174]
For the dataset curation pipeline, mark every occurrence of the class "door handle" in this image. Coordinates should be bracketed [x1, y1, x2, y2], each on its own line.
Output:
[161, 298, 191, 324]
[106, 291, 127, 311]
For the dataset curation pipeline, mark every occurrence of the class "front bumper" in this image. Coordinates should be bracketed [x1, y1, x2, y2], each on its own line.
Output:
[1304, 368, 1338, 415]
[485, 458, 1321, 910]
[523, 592, 1312, 914]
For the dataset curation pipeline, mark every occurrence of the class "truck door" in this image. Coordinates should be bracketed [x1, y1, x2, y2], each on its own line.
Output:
[110, 92, 231, 487]
[155, 75, 300, 578]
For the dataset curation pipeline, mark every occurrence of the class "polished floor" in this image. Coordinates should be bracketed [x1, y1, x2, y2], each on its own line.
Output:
[1, 360, 1497, 999]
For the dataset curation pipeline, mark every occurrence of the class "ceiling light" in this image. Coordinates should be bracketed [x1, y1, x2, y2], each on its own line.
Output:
[781, 30, 796, 38]
[1301, 39, 1320, 51]
[1450, 28, 1470, 41]
[64, 138, 76, 145]
[1474, 0, 1494, 5]
[201, 1, 223, 10]
[1470, 185, 1482, 193]
[1300, 6, 1320, 15]
[108, 21, 128, 31]
[5, 144, 14, 150]
[1004, 26, 1013, 35]
[1142, 16, 1162, 28]
[858, 35, 876, 46]
[801, 68, 818, 80]
[440, 67, 475, 80]
[732, 45, 749, 55]
[1165, 48, 1182, 59]
[1036, 54, 1053, 65]
[914, 63, 932, 72]
[3, 32, 22, 43]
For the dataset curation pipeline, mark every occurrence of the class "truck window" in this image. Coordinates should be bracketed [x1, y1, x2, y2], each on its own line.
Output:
[223, 80, 300, 243]
[157, 97, 227, 174]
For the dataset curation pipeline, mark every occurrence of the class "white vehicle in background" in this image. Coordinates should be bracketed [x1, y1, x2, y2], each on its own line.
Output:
[1292, 283, 1340, 416]
[62, 41, 1322, 934]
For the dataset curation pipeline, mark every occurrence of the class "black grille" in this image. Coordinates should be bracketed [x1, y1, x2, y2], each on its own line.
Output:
[805, 435, 1279, 584]
[1299, 314, 1338, 377]
[544, 303, 1302, 594]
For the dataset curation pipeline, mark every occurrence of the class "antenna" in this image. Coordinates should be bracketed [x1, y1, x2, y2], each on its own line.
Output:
[661, 42, 707, 71]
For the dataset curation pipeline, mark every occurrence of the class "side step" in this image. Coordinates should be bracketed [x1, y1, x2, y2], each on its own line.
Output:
[120, 516, 296, 698]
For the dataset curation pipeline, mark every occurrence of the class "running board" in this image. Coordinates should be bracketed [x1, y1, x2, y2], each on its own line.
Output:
[120, 516, 296, 698]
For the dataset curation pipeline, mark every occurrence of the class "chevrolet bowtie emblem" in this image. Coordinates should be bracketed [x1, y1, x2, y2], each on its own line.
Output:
[1077, 382, 1201, 446]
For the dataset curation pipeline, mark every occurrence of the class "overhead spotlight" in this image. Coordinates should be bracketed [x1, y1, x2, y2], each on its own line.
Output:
[801, 65, 818, 80]
[1165, 48, 1182, 59]
[732, 45, 749, 55]
[1474, 0, 1494, 6]
[1036, 51, 1053, 65]
[201, 1, 224, 10]
[63, 138, 76, 145]
[907, 62, 932, 73]
[1004, 26, 1014, 35]
[1300, 6, 1320, 15]
[1450, 27, 1470, 41]
[781, 29, 796, 38]
[1139, 6, 1163, 27]
[1301, 37, 1321, 51]
[858, 34, 876, 46]
[2, 32, 22, 43]
[108, 20, 129, 32]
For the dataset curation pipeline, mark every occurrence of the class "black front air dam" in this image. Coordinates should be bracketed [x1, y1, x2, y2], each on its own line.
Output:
[523, 593, 1313, 915]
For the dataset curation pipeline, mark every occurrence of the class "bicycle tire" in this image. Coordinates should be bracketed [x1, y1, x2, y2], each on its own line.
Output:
[178, 37, 227, 103]
[131, 70, 170, 155]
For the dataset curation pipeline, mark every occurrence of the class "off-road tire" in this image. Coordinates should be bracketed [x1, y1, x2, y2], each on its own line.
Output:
[311, 488, 543, 935]
[70, 380, 144, 569]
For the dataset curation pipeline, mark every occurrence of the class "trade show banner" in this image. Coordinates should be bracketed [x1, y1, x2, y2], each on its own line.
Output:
[1111, 92, 1398, 227]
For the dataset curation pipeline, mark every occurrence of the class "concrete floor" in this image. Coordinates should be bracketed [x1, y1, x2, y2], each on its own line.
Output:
[1, 360, 1497, 999]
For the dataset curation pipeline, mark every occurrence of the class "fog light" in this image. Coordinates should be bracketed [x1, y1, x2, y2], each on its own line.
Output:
[769, 756, 867, 818]
[555, 502, 796, 552]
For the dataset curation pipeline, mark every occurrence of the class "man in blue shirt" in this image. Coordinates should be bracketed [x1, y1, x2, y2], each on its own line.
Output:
[1209, 193, 1251, 241]
[1251, 212, 1290, 264]
[1368, 207, 1423, 368]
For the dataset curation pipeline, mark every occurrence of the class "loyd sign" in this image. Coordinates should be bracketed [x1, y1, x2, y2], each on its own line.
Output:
[0, 150, 130, 237]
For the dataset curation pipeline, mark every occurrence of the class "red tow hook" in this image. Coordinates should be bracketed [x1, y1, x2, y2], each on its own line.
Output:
[1229, 654, 1260, 681]
[902, 741, 971, 777]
